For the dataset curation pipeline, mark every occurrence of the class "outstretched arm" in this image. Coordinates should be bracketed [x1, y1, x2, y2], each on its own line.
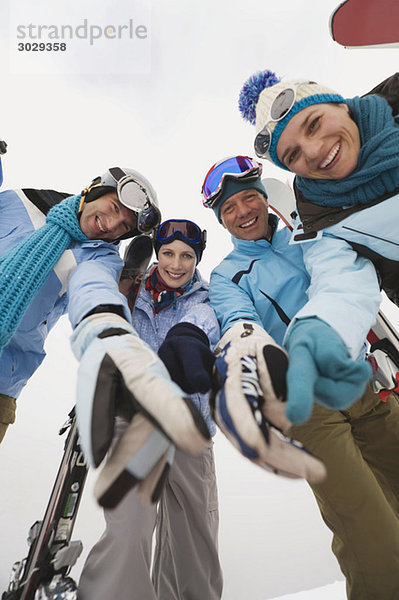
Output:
[283, 234, 380, 424]
[292, 234, 381, 359]
[209, 269, 326, 483]
[67, 256, 211, 507]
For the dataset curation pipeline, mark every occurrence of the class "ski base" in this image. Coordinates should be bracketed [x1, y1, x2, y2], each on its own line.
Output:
[2, 413, 85, 600]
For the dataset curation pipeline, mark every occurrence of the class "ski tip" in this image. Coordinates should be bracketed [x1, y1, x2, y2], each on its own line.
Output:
[329, 0, 399, 48]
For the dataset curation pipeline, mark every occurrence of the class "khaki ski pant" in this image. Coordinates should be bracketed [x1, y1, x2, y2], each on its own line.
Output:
[78, 444, 223, 600]
[0, 394, 16, 444]
[290, 385, 399, 600]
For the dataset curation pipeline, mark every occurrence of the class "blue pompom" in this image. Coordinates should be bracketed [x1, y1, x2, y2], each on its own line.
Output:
[238, 70, 281, 125]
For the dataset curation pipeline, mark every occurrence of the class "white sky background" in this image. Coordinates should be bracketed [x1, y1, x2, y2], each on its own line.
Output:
[0, 1, 399, 598]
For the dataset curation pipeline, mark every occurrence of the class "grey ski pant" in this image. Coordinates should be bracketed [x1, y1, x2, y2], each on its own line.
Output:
[78, 443, 223, 600]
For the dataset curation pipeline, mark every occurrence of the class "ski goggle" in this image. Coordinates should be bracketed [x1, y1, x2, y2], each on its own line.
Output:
[113, 171, 161, 235]
[156, 219, 206, 247]
[254, 81, 313, 159]
[201, 155, 262, 209]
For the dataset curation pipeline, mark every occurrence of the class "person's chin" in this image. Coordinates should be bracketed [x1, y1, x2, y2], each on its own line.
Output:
[238, 224, 259, 239]
[164, 273, 184, 287]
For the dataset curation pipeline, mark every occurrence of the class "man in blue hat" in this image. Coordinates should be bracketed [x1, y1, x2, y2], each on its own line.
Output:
[201, 154, 399, 599]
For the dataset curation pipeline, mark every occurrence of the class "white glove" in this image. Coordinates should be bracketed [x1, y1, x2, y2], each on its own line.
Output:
[94, 413, 175, 508]
[211, 321, 326, 483]
[71, 312, 211, 471]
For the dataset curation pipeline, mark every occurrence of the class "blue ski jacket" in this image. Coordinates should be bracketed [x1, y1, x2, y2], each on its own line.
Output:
[293, 191, 399, 304]
[132, 266, 219, 436]
[210, 215, 381, 360]
[291, 74, 399, 305]
[0, 188, 131, 398]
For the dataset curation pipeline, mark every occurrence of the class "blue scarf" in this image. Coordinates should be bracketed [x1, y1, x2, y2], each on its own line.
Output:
[0, 194, 89, 354]
[295, 94, 399, 207]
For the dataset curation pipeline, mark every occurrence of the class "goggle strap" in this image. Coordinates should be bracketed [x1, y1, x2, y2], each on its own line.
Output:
[81, 179, 102, 202]
[157, 220, 205, 247]
[109, 166, 127, 184]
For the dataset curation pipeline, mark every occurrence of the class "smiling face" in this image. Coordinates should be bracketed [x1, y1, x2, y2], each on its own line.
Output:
[220, 189, 271, 241]
[157, 239, 196, 288]
[276, 103, 361, 180]
[79, 191, 137, 241]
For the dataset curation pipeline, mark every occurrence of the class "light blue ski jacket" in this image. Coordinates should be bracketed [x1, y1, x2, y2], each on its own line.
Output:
[0, 188, 130, 398]
[297, 192, 399, 261]
[132, 266, 220, 436]
[210, 215, 381, 360]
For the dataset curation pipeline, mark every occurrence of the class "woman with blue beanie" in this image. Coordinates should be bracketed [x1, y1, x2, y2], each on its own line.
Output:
[78, 218, 223, 600]
[239, 71, 399, 303]
[238, 72, 399, 599]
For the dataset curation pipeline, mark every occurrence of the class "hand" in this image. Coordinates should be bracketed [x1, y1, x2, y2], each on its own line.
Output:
[94, 413, 175, 508]
[71, 312, 211, 470]
[158, 322, 215, 394]
[285, 317, 372, 424]
[211, 322, 326, 483]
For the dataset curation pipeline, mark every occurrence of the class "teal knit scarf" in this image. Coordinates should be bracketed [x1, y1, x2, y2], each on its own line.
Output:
[0, 194, 89, 354]
[295, 94, 399, 207]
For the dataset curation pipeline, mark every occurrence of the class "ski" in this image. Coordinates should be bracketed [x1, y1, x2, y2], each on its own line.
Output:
[264, 177, 399, 400]
[2, 234, 153, 600]
[2, 413, 86, 600]
[367, 311, 399, 400]
[329, 0, 399, 49]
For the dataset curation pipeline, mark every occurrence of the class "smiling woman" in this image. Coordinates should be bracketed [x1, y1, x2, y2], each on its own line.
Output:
[157, 239, 197, 287]
[239, 70, 399, 303]
[151, 218, 207, 301]
[276, 102, 361, 179]
[78, 217, 223, 600]
[236, 71, 399, 599]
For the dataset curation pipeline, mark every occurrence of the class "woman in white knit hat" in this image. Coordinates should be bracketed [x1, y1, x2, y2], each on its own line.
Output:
[238, 71, 399, 600]
[239, 71, 399, 305]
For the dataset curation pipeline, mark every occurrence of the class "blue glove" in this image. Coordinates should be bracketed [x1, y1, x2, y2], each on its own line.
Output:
[158, 322, 214, 394]
[285, 317, 372, 425]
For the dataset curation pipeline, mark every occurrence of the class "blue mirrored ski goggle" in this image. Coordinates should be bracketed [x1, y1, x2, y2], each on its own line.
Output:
[201, 155, 262, 209]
